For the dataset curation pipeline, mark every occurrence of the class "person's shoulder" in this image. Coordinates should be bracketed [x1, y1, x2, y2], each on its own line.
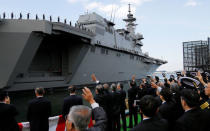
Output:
[28, 98, 38, 104]
[74, 95, 82, 101]
[159, 118, 168, 124]
[42, 97, 51, 103]
[4, 104, 17, 112]
[0, 103, 14, 109]
[130, 123, 146, 131]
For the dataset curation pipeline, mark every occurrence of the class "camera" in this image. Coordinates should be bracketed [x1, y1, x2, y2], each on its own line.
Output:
[176, 72, 181, 77]
[162, 73, 166, 78]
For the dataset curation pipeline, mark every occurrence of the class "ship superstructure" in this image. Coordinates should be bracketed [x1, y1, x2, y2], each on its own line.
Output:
[0, 6, 167, 91]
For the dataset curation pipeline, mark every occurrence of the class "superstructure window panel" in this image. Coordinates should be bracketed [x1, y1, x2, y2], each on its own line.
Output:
[90, 46, 96, 53]
[130, 55, 134, 60]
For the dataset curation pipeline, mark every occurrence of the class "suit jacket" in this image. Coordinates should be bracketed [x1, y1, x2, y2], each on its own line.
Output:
[112, 91, 121, 115]
[0, 103, 19, 131]
[94, 94, 108, 112]
[174, 108, 210, 131]
[137, 87, 147, 100]
[103, 90, 113, 117]
[87, 107, 107, 131]
[128, 87, 137, 105]
[131, 116, 169, 131]
[62, 95, 83, 119]
[27, 97, 51, 131]
[159, 101, 176, 122]
[119, 89, 126, 110]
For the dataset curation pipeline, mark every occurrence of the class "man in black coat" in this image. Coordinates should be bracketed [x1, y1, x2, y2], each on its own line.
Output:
[103, 83, 114, 131]
[117, 83, 126, 131]
[131, 95, 169, 131]
[0, 91, 19, 131]
[158, 88, 177, 129]
[174, 89, 210, 131]
[27, 87, 51, 131]
[94, 85, 107, 112]
[66, 87, 107, 131]
[62, 86, 83, 120]
[111, 84, 121, 131]
[128, 80, 138, 128]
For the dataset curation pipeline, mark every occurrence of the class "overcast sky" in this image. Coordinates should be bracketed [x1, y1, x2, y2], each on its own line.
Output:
[1, 0, 210, 71]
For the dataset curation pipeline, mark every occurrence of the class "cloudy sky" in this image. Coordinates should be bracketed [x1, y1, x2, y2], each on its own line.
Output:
[1, 0, 210, 71]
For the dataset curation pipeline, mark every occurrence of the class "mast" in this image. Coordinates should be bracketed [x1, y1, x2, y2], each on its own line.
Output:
[123, 4, 137, 37]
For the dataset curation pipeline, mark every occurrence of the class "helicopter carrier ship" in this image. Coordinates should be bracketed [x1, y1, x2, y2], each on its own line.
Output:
[0, 5, 167, 91]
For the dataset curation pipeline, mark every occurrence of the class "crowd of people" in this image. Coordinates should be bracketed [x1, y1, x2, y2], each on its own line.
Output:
[1, 71, 210, 131]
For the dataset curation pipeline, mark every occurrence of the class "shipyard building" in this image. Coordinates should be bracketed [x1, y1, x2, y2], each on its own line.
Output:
[183, 37, 210, 72]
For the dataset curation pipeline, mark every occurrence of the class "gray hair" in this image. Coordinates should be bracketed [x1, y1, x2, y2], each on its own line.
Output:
[67, 105, 92, 131]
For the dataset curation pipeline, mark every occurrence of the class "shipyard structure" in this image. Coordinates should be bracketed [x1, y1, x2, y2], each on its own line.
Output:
[183, 38, 210, 72]
[0, 6, 166, 91]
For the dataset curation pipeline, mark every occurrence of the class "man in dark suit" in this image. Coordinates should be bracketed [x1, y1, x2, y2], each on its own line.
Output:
[174, 89, 210, 131]
[66, 87, 107, 131]
[128, 80, 138, 128]
[158, 88, 177, 129]
[62, 85, 83, 120]
[131, 95, 169, 131]
[103, 83, 113, 131]
[0, 90, 19, 131]
[94, 85, 107, 112]
[27, 87, 51, 131]
[117, 83, 126, 131]
[111, 83, 121, 131]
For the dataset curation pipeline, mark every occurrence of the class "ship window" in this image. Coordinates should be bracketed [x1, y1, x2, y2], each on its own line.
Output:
[105, 50, 108, 55]
[90, 46, 96, 53]
[101, 48, 105, 54]
[116, 53, 121, 57]
[130, 55, 134, 60]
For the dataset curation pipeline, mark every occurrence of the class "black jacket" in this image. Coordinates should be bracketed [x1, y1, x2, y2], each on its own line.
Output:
[128, 88, 137, 105]
[87, 107, 107, 131]
[62, 95, 83, 119]
[103, 90, 113, 117]
[174, 108, 210, 131]
[159, 101, 177, 122]
[112, 91, 121, 115]
[27, 97, 51, 131]
[137, 87, 147, 100]
[0, 103, 19, 131]
[119, 89, 126, 110]
[94, 94, 108, 112]
[131, 116, 169, 131]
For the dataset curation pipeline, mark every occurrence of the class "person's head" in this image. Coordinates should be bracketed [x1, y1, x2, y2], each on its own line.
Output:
[35, 87, 45, 97]
[66, 105, 92, 131]
[204, 82, 210, 97]
[117, 83, 123, 90]
[95, 85, 103, 95]
[155, 76, 159, 83]
[0, 90, 8, 102]
[111, 83, 117, 92]
[139, 83, 146, 89]
[160, 87, 173, 102]
[103, 83, 109, 91]
[180, 89, 200, 110]
[139, 95, 159, 118]
[68, 86, 76, 94]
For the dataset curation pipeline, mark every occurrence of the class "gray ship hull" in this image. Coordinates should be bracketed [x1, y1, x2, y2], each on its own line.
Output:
[0, 19, 163, 91]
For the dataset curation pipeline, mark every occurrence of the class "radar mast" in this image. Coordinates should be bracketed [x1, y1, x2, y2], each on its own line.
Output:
[123, 4, 137, 36]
